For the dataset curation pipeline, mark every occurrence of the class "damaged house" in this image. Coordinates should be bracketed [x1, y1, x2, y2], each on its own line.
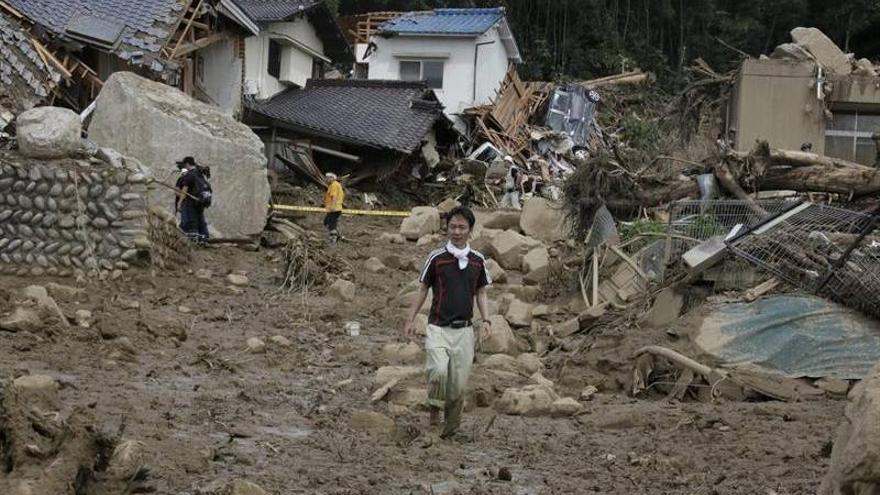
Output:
[244, 78, 446, 183]
[1, 0, 352, 116]
[728, 28, 880, 165]
[357, 7, 521, 131]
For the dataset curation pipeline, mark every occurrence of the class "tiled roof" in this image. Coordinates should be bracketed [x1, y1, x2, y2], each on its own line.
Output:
[231, 0, 322, 22]
[379, 8, 504, 36]
[246, 79, 442, 153]
[7, 0, 185, 71]
[0, 11, 62, 116]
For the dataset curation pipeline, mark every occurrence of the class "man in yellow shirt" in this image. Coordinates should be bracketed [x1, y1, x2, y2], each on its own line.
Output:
[323, 172, 344, 243]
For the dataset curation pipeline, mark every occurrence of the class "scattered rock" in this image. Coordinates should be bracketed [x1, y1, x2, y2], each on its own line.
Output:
[380, 254, 404, 270]
[551, 397, 583, 417]
[436, 198, 461, 214]
[364, 257, 387, 273]
[488, 229, 542, 270]
[0, 307, 42, 333]
[522, 247, 550, 285]
[195, 269, 213, 280]
[481, 353, 520, 373]
[640, 287, 684, 327]
[790, 27, 852, 75]
[497, 467, 513, 482]
[470, 227, 502, 255]
[328, 279, 356, 302]
[12, 374, 58, 406]
[416, 233, 442, 246]
[379, 232, 406, 244]
[495, 384, 559, 416]
[485, 258, 507, 284]
[21, 285, 67, 325]
[344, 321, 361, 336]
[117, 299, 141, 310]
[516, 353, 543, 374]
[106, 440, 147, 480]
[178, 305, 192, 314]
[45, 282, 83, 301]
[381, 342, 423, 364]
[481, 315, 518, 355]
[350, 410, 395, 435]
[375, 365, 422, 384]
[530, 372, 554, 388]
[228, 479, 268, 495]
[269, 335, 292, 348]
[226, 273, 250, 286]
[520, 197, 566, 243]
[820, 363, 880, 494]
[770, 42, 814, 61]
[580, 385, 599, 401]
[388, 387, 428, 407]
[75, 309, 92, 328]
[16, 106, 82, 159]
[400, 206, 441, 241]
[477, 210, 522, 231]
[246, 337, 266, 353]
[505, 298, 534, 328]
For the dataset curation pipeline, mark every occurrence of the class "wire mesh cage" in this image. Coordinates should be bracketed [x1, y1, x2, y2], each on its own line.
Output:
[726, 202, 880, 318]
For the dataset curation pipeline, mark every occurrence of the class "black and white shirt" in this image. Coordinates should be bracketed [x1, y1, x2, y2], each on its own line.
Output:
[419, 247, 491, 327]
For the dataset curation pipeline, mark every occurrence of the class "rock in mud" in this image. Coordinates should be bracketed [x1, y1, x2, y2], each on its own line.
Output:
[520, 197, 566, 243]
[388, 387, 428, 407]
[505, 298, 533, 328]
[375, 365, 422, 384]
[399, 206, 440, 241]
[522, 247, 550, 285]
[226, 273, 250, 286]
[379, 232, 406, 244]
[481, 353, 520, 373]
[488, 229, 542, 270]
[350, 410, 395, 435]
[495, 384, 559, 416]
[485, 258, 507, 284]
[328, 279, 356, 302]
[364, 257, 387, 273]
[0, 307, 42, 332]
[516, 353, 543, 374]
[16, 106, 82, 159]
[530, 372, 554, 388]
[246, 337, 266, 353]
[106, 440, 147, 480]
[820, 363, 880, 494]
[45, 282, 83, 301]
[381, 342, 423, 364]
[228, 479, 268, 495]
[75, 309, 92, 328]
[269, 335, 293, 348]
[13, 374, 58, 406]
[21, 285, 68, 325]
[551, 397, 583, 417]
[196, 269, 213, 280]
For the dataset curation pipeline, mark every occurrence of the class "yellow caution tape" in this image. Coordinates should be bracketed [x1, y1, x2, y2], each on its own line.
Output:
[271, 204, 411, 217]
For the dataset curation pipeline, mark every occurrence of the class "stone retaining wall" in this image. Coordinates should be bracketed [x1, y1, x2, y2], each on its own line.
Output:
[0, 156, 155, 277]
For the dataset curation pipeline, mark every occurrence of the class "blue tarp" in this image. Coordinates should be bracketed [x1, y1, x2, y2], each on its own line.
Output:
[697, 295, 880, 379]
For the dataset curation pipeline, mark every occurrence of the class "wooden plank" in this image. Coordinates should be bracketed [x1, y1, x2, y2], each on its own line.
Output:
[172, 32, 229, 58]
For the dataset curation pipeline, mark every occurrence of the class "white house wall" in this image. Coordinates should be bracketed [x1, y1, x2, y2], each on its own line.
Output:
[367, 27, 509, 117]
[197, 38, 242, 115]
[243, 16, 325, 99]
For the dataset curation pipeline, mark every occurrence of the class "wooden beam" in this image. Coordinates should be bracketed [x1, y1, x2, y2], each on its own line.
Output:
[0, 0, 23, 18]
[172, 32, 230, 58]
[170, 0, 205, 59]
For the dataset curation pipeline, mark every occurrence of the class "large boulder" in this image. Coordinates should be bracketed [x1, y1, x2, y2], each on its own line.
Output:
[88, 72, 270, 237]
[790, 27, 851, 75]
[485, 258, 507, 284]
[505, 298, 533, 328]
[400, 207, 441, 241]
[520, 197, 567, 243]
[489, 230, 542, 270]
[16, 106, 82, 159]
[522, 247, 550, 285]
[820, 363, 880, 494]
[476, 210, 521, 231]
[471, 228, 503, 255]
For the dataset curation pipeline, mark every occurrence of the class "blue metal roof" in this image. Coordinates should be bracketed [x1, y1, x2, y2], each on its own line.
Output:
[380, 8, 505, 36]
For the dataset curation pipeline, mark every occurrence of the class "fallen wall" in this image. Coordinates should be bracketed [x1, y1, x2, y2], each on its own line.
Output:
[87, 71, 271, 238]
[0, 152, 165, 278]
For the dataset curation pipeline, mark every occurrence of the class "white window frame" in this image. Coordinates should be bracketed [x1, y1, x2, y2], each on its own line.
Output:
[399, 59, 444, 89]
[825, 111, 880, 164]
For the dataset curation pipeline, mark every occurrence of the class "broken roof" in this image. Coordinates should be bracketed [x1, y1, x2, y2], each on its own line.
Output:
[0, 11, 62, 118]
[6, 0, 185, 72]
[378, 7, 521, 62]
[246, 79, 442, 153]
[228, 0, 352, 64]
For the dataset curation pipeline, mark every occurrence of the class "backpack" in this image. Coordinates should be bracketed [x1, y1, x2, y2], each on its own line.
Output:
[193, 167, 213, 208]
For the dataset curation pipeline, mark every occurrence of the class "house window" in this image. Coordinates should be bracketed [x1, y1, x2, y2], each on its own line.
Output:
[312, 59, 325, 79]
[825, 111, 880, 165]
[399, 60, 444, 89]
[267, 40, 281, 78]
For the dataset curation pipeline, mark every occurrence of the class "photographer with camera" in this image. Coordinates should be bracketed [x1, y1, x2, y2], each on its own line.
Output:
[174, 156, 212, 246]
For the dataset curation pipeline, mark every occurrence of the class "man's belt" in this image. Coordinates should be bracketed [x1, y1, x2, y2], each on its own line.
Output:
[449, 320, 472, 329]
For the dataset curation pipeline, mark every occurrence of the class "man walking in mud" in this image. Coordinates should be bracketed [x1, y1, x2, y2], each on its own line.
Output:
[402, 206, 492, 440]
[323, 172, 344, 243]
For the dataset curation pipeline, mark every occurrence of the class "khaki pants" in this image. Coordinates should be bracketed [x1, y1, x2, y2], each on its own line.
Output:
[425, 324, 474, 437]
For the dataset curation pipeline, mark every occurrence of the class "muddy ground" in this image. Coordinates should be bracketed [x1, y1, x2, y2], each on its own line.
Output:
[0, 214, 844, 494]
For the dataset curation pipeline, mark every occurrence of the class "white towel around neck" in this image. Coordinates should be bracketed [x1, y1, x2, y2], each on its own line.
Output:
[446, 241, 470, 270]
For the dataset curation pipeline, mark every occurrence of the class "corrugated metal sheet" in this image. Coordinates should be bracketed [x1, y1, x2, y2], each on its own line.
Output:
[697, 295, 880, 379]
[380, 8, 503, 36]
